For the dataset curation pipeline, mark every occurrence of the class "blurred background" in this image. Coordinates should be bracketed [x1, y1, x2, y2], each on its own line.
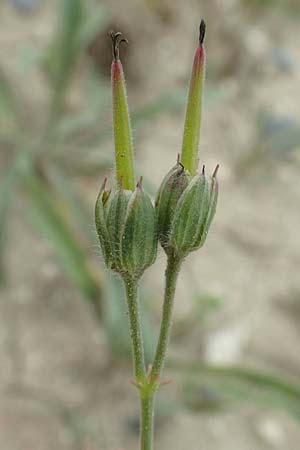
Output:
[1, 0, 300, 449]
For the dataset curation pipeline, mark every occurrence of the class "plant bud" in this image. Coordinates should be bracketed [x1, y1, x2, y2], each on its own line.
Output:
[170, 166, 219, 258]
[95, 178, 158, 279]
[155, 162, 191, 253]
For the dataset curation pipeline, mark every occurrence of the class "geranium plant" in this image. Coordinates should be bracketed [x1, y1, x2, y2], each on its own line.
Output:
[95, 20, 219, 450]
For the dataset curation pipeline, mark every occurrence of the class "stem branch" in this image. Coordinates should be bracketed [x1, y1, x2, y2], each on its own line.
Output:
[123, 253, 182, 450]
[151, 253, 182, 381]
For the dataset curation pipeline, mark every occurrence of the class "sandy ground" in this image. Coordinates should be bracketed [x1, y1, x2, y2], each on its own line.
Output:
[1, 0, 300, 449]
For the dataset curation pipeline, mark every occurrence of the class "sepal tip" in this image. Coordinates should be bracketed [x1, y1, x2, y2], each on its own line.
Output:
[199, 19, 206, 46]
[212, 164, 220, 178]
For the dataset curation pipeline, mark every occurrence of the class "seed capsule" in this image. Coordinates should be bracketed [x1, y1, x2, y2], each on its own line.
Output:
[170, 167, 218, 258]
[155, 161, 219, 258]
[170, 172, 210, 257]
[95, 178, 158, 279]
[155, 162, 191, 253]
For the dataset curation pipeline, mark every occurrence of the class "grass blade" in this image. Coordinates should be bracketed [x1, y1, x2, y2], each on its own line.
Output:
[0, 69, 23, 132]
[22, 166, 101, 309]
[170, 359, 300, 418]
[44, 0, 84, 121]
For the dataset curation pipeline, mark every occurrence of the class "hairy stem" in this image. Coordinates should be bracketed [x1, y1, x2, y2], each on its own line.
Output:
[140, 389, 155, 450]
[123, 276, 145, 381]
[138, 253, 182, 450]
[151, 253, 182, 380]
[124, 254, 182, 450]
[123, 275, 155, 450]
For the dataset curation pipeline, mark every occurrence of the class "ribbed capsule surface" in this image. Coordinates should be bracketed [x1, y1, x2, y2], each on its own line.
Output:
[155, 163, 191, 253]
[95, 181, 112, 268]
[95, 179, 158, 278]
[122, 186, 157, 277]
[106, 188, 131, 272]
[170, 173, 211, 258]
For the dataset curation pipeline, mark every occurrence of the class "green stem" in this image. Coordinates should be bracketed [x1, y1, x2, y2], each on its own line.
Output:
[140, 390, 155, 450]
[123, 276, 145, 382]
[123, 275, 155, 450]
[151, 253, 182, 381]
[124, 254, 182, 450]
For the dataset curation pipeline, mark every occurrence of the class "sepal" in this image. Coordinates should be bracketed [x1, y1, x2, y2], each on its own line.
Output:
[95, 178, 112, 267]
[122, 179, 158, 277]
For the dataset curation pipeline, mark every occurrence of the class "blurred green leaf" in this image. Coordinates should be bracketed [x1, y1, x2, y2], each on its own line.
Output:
[127, 84, 227, 125]
[57, 156, 113, 177]
[102, 275, 132, 360]
[47, 166, 93, 238]
[62, 84, 230, 151]
[131, 89, 186, 122]
[103, 275, 156, 362]
[44, 0, 84, 120]
[77, 5, 108, 50]
[60, 89, 187, 150]
[0, 69, 23, 132]
[170, 360, 300, 418]
[0, 163, 19, 285]
[16, 46, 41, 75]
[53, 70, 110, 146]
[140, 286, 157, 367]
[43, 0, 108, 132]
[192, 294, 224, 324]
[21, 162, 101, 307]
[241, 0, 300, 13]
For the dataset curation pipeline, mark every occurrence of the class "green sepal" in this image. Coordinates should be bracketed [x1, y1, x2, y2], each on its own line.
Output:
[155, 163, 191, 253]
[95, 179, 112, 267]
[170, 173, 210, 258]
[197, 175, 218, 248]
[122, 184, 158, 278]
[106, 187, 131, 272]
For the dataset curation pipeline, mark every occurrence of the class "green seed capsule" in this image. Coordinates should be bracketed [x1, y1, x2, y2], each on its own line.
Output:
[169, 166, 219, 258]
[170, 173, 209, 257]
[106, 187, 132, 272]
[122, 180, 158, 278]
[95, 178, 158, 278]
[155, 162, 191, 253]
